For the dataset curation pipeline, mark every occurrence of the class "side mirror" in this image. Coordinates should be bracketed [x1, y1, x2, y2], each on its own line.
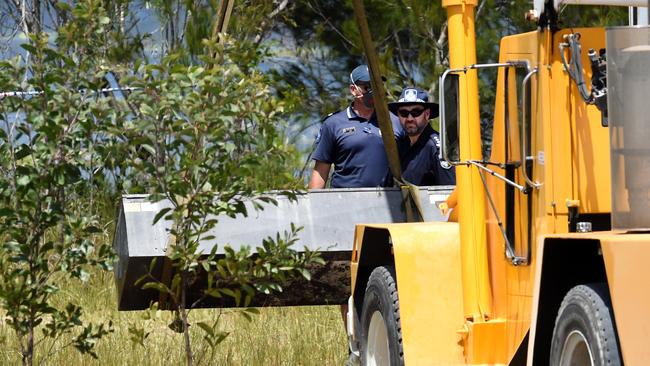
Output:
[439, 72, 460, 163]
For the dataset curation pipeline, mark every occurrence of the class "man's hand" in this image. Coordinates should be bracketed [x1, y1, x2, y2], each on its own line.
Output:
[438, 202, 450, 216]
[438, 188, 458, 216]
[308, 161, 331, 189]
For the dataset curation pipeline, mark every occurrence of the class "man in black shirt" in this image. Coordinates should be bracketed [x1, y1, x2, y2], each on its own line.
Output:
[388, 87, 455, 186]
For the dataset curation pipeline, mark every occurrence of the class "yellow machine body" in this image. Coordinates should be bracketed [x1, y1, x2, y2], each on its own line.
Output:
[350, 2, 650, 364]
[351, 223, 465, 364]
[528, 232, 650, 365]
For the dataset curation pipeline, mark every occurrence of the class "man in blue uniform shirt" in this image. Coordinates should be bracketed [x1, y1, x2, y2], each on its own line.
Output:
[388, 87, 456, 186]
[308, 65, 402, 189]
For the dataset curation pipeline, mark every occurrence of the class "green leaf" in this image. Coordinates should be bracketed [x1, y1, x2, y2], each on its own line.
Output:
[196, 322, 214, 337]
[201, 260, 210, 272]
[139, 104, 154, 116]
[128, 323, 147, 348]
[214, 332, 229, 346]
[219, 288, 235, 298]
[141, 282, 170, 294]
[16, 174, 31, 186]
[0, 207, 14, 217]
[209, 243, 219, 256]
[141, 144, 156, 156]
[54, 1, 71, 11]
[205, 289, 222, 298]
[84, 225, 102, 234]
[20, 43, 37, 53]
[14, 144, 32, 160]
[299, 268, 311, 281]
[168, 317, 184, 333]
[47, 240, 62, 255]
[152, 207, 172, 224]
[148, 258, 158, 274]
[170, 274, 181, 293]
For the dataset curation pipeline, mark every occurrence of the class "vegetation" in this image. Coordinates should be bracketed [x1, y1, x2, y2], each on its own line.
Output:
[114, 33, 323, 365]
[1, 1, 321, 364]
[0, 268, 348, 365]
[0, 11, 120, 364]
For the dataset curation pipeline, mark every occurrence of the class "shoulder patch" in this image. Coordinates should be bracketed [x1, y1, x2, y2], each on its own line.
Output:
[315, 128, 322, 143]
[431, 133, 441, 148]
[430, 132, 450, 169]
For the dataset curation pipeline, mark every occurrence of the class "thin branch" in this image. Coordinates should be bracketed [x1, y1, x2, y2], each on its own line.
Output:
[435, 21, 448, 68]
[305, 0, 355, 48]
[392, 30, 412, 83]
[254, 0, 290, 46]
[476, 0, 488, 20]
[20, 0, 31, 36]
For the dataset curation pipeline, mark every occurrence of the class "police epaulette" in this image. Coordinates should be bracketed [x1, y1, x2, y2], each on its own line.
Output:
[430, 131, 441, 146]
[321, 111, 337, 122]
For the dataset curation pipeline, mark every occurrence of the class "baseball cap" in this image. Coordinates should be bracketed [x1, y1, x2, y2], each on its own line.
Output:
[350, 65, 370, 84]
[388, 87, 439, 119]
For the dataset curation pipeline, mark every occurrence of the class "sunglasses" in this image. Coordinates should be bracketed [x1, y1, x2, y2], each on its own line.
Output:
[353, 83, 372, 95]
[397, 108, 425, 118]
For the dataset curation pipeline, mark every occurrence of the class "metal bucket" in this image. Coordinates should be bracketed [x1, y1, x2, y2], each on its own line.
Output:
[113, 187, 453, 310]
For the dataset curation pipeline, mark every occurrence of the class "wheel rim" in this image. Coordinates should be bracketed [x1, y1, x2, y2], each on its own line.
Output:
[365, 310, 390, 366]
[559, 330, 595, 366]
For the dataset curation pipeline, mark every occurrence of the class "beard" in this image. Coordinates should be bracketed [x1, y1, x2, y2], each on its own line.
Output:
[404, 121, 426, 136]
[361, 93, 374, 108]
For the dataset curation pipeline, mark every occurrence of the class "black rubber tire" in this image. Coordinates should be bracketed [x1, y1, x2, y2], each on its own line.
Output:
[359, 265, 404, 366]
[550, 283, 622, 366]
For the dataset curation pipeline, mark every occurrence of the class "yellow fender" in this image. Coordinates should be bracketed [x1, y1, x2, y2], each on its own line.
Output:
[352, 222, 465, 364]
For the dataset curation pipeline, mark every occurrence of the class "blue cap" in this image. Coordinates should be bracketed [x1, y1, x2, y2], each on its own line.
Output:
[388, 87, 439, 119]
[350, 65, 370, 84]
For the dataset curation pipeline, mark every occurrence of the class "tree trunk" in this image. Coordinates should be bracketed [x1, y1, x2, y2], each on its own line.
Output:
[181, 271, 193, 366]
[23, 312, 34, 366]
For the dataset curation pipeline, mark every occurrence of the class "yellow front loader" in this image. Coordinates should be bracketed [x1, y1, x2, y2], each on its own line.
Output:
[348, 0, 650, 364]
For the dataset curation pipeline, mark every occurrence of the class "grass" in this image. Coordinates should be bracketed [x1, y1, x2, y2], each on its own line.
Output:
[0, 268, 348, 365]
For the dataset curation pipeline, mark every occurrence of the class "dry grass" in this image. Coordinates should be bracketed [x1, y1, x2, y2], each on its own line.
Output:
[0, 269, 348, 365]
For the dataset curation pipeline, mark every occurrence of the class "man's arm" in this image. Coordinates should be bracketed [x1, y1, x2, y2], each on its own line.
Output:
[308, 161, 331, 188]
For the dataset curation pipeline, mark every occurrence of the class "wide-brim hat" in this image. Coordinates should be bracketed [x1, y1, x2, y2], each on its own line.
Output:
[388, 87, 439, 119]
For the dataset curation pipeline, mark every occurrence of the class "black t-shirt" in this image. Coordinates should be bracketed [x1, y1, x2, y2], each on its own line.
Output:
[398, 125, 456, 186]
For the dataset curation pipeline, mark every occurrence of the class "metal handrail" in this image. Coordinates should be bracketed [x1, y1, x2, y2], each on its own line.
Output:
[439, 68, 459, 165]
[477, 166, 529, 266]
[520, 68, 542, 189]
[467, 160, 527, 192]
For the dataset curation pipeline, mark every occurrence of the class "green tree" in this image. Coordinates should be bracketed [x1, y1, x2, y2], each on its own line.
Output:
[0, 2, 120, 364]
[259, 0, 627, 151]
[114, 35, 321, 365]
